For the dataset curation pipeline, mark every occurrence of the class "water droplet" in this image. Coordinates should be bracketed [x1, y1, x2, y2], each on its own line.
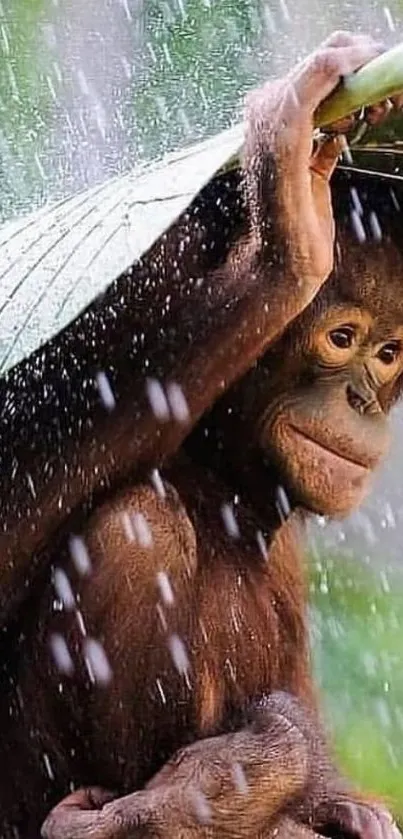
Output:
[26, 473, 37, 499]
[120, 0, 133, 21]
[232, 761, 249, 794]
[49, 634, 74, 676]
[132, 512, 153, 548]
[69, 535, 91, 576]
[146, 378, 170, 422]
[156, 677, 167, 704]
[256, 530, 268, 559]
[121, 511, 136, 541]
[221, 503, 240, 539]
[369, 211, 382, 242]
[168, 633, 190, 681]
[350, 209, 366, 244]
[162, 42, 173, 68]
[383, 5, 396, 31]
[350, 187, 363, 216]
[157, 571, 175, 605]
[96, 372, 116, 412]
[53, 568, 75, 611]
[275, 485, 291, 521]
[190, 788, 212, 824]
[150, 468, 166, 499]
[83, 639, 112, 686]
[279, 0, 291, 22]
[166, 382, 190, 424]
[43, 752, 55, 780]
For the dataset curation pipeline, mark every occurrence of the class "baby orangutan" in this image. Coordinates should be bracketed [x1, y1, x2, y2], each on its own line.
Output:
[0, 30, 402, 839]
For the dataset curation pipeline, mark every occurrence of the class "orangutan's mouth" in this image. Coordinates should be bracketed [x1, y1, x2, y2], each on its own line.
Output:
[288, 424, 370, 472]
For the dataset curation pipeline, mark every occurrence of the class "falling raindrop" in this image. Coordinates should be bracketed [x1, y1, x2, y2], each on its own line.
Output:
[121, 511, 136, 542]
[199, 85, 208, 109]
[162, 42, 173, 68]
[275, 485, 291, 521]
[146, 41, 157, 63]
[156, 677, 167, 704]
[350, 209, 366, 244]
[175, 0, 187, 21]
[49, 634, 74, 676]
[279, 0, 291, 23]
[132, 512, 153, 548]
[157, 571, 175, 606]
[96, 371, 116, 412]
[383, 5, 396, 30]
[120, 0, 133, 22]
[76, 610, 87, 637]
[369, 211, 382, 242]
[0, 22, 10, 55]
[166, 382, 190, 424]
[146, 378, 170, 422]
[34, 152, 45, 180]
[46, 73, 58, 102]
[26, 472, 37, 500]
[232, 761, 249, 794]
[83, 638, 113, 686]
[168, 633, 191, 684]
[190, 788, 212, 825]
[157, 603, 168, 631]
[69, 535, 92, 576]
[256, 530, 268, 560]
[221, 503, 240, 539]
[150, 468, 166, 499]
[43, 753, 55, 781]
[390, 188, 400, 211]
[350, 187, 363, 217]
[53, 568, 75, 611]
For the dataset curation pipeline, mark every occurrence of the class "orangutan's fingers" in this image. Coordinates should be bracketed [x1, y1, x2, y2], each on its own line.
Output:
[310, 135, 345, 180]
[365, 99, 393, 125]
[390, 92, 403, 111]
[324, 114, 357, 134]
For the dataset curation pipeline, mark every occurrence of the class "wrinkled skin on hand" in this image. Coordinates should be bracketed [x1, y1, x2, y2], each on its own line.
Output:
[42, 694, 401, 839]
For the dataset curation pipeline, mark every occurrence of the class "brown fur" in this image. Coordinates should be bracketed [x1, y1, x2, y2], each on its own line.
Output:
[5, 222, 403, 833]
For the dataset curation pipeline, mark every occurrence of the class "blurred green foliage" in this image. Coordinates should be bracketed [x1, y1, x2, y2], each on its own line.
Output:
[0, 0, 51, 217]
[0, 0, 266, 216]
[132, 0, 263, 159]
[311, 557, 403, 820]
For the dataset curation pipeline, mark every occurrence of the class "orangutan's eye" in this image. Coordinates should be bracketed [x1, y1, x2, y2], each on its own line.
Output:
[377, 340, 401, 366]
[328, 326, 355, 350]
